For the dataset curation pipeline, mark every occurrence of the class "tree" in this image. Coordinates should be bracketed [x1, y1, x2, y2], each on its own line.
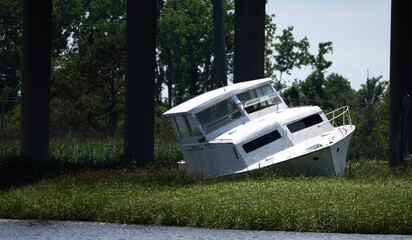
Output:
[358, 75, 387, 105]
[283, 73, 355, 111]
[50, 0, 127, 136]
[352, 76, 389, 157]
[264, 13, 277, 82]
[299, 42, 333, 105]
[313, 42, 333, 72]
[264, 20, 313, 92]
[323, 73, 356, 111]
[75, 36, 125, 136]
[51, 0, 83, 58]
[0, 0, 22, 133]
[274, 27, 295, 84]
[272, 26, 312, 91]
[86, 37, 125, 136]
[50, 55, 92, 135]
[157, 0, 228, 107]
[281, 80, 300, 106]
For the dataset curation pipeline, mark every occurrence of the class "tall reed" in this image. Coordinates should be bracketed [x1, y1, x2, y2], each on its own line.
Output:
[0, 138, 182, 185]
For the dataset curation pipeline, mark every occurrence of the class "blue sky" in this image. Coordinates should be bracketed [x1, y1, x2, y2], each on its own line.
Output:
[266, 0, 391, 90]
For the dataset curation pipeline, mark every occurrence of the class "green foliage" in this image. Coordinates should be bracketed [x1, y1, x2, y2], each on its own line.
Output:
[51, 0, 83, 57]
[0, 137, 183, 185]
[71, 0, 126, 56]
[281, 80, 301, 106]
[273, 27, 312, 84]
[50, 0, 126, 136]
[313, 42, 333, 72]
[281, 72, 389, 159]
[350, 77, 389, 158]
[322, 73, 357, 111]
[0, 0, 22, 118]
[265, 23, 313, 92]
[157, 0, 234, 106]
[264, 13, 277, 82]
[0, 0, 396, 160]
[358, 75, 388, 105]
[2, 104, 20, 132]
[297, 42, 334, 104]
[274, 26, 296, 75]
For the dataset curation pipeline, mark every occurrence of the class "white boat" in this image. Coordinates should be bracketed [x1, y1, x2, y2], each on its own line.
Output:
[163, 78, 355, 178]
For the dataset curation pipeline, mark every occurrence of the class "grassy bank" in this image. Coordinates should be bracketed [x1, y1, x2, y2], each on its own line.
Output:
[0, 138, 182, 184]
[1, 159, 412, 234]
[1, 138, 182, 168]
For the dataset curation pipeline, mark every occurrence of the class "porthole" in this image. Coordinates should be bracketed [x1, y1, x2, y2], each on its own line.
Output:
[313, 157, 319, 161]
[337, 148, 340, 152]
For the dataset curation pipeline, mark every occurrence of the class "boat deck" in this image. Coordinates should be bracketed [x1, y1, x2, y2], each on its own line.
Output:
[236, 125, 355, 177]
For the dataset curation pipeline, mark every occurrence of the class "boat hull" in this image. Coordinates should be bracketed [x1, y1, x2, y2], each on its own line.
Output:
[178, 126, 355, 178]
[237, 126, 355, 177]
[272, 131, 353, 177]
[179, 142, 246, 177]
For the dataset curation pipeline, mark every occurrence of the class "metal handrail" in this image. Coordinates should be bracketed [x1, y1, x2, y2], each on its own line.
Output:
[324, 106, 353, 136]
[325, 106, 352, 126]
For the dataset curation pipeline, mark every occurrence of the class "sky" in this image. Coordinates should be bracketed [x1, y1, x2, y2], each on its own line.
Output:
[265, 0, 391, 90]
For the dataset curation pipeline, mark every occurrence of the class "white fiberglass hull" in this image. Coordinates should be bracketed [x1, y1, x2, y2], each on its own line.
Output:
[236, 125, 355, 177]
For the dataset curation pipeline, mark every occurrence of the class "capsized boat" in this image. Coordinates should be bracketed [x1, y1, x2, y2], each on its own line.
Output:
[163, 78, 355, 177]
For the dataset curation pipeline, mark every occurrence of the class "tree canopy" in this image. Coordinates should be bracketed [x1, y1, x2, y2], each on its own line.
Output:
[0, 0, 390, 158]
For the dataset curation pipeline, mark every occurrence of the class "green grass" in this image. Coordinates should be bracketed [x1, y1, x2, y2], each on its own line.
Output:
[0, 138, 182, 167]
[0, 159, 412, 234]
[0, 138, 182, 183]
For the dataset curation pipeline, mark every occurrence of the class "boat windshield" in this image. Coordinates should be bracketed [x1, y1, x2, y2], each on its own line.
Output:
[236, 84, 282, 114]
[195, 97, 243, 134]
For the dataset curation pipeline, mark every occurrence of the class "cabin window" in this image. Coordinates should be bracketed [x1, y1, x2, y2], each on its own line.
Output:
[287, 114, 323, 133]
[236, 84, 282, 114]
[172, 115, 202, 138]
[242, 130, 281, 153]
[186, 115, 202, 136]
[170, 117, 181, 139]
[175, 115, 191, 137]
[195, 97, 243, 134]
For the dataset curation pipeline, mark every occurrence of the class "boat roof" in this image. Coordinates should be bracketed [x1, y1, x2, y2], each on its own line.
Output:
[163, 78, 273, 117]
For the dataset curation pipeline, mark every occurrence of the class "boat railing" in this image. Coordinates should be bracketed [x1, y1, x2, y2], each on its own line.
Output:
[324, 106, 353, 135]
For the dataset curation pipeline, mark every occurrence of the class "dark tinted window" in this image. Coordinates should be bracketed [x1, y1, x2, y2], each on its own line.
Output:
[243, 130, 281, 153]
[287, 114, 323, 133]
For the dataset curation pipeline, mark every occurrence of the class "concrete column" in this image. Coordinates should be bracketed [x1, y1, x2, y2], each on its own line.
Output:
[234, 0, 265, 83]
[124, 0, 157, 166]
[212, 0, 228, 88]
[389, 0, 412, 168]
[20, 0, 52, 174]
